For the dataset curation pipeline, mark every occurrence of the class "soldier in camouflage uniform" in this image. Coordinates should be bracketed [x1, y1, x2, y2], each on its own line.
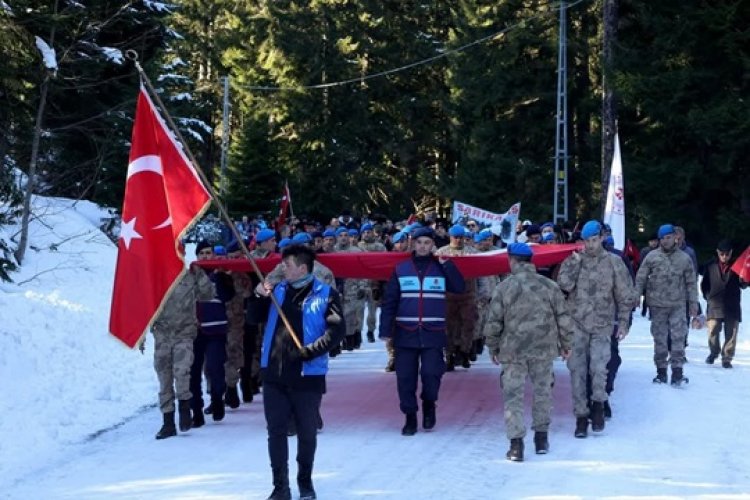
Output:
[473, 229, 500, 359]
[435, 224, 487, 370]
[150, 248, 214, 440]
[335, 227, 368, 350]
[635, 224, 698, 386]
[484, 242, 573, 461]
[557, 221, 636, 438]
[224, 241, 253, 409]
[358, 223, 388, 343]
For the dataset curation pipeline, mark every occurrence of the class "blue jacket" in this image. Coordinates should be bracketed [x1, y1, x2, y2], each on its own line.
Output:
[261, 278, 332, 376]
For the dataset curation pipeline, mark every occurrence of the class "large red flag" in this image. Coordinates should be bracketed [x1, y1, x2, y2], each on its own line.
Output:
[109, 87, 211, 348]
[731, 245, 750, 283]
[276, 181, 291, 228]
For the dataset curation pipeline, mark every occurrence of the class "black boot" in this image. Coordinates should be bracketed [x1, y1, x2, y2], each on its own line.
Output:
[461, 352, 471, 369]
[192, 408, 205, 428]
[670, 367, 688, 386]
[590, 402, 605, 433]
[574, 417, 588, 438]
[384, 358, 395, 372]
[155, 412, 177, 440]
[354, 331, 362, 349]
[298, 465, 316, 500]
[446, 354, 455, 372]
[603, 400, 612, 420]
[240, 378, 254, 403]
[367, 330, 375, 343]
[225, 386, 240, 409]
[422, 401, 436, 430]
[267, 467, 291, 500]
[401, 413, 417, 436]
[211, 397, 225, 421]
[329, 344, 341, 358]
[474, 337, 485, 355]
[506, 438, 524, 462]
[534, 432, 549, 454]
[653, 368, 667, 384]
[177, 400, 192, 432]
[344, 336, 355, 352]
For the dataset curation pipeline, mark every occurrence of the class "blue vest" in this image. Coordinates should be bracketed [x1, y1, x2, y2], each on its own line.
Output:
[261, 278, 331, 376]
[394, 259, 447, 332]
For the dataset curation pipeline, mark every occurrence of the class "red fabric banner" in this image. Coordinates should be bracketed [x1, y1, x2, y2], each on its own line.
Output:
[109, 88, 211, 348]
[276, 182, 291, 228]
[196, 244, 580, 281]
[731, 245, 750, 283]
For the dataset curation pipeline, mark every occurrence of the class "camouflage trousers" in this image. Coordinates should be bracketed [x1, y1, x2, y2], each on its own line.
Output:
[446, 297, 477, 356]
[343, 295, 364, 339]
[153, 333, 194, 414]
[500, 359, 554, 439]
[475, 299, 491, 340]
[364, 289, 380, 334]
[224, 324, 244, 387]
[567, 326, 611, 417]
[650, 306, 687, 369]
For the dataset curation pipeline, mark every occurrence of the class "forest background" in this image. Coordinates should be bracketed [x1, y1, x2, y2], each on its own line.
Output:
[1, 0, 748, 273]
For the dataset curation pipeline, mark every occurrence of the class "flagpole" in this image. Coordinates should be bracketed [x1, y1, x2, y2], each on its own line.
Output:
[285, 180, 295, 221]
[125, 50, 304, 351]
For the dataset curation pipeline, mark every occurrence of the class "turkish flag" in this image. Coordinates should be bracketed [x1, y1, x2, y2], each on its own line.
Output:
[731, 245, 750, 283]
[109, 88, 211, 348]
[276, 182, 291, 228]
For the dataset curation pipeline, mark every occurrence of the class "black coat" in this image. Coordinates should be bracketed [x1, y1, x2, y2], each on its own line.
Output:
[700, 258, 745, 321]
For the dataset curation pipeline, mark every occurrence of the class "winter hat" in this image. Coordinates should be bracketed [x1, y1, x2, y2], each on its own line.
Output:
[412, 227, 435, 240]
[361, 223, 374, 232]
[717, 239, 733, 252]
[508, 242, 533, 257]
[392, 231, 407, 244]
[312, 231, 323, 239]
[522, 219, 533, 227]
[474, 229, 493, 243]
[323, 229, 336, 238]
[525, 224, 541, 237]
[449, 225, 466, 238]
[195, 240, 212, 256]
[540, 222, 554, 232]
[657, 224, 675, 239]
[348, 228, 359, 237]
[278, 238, 292, 249]
[292, 232, 312, 244]
[335, 227, 348, 237]
[255, 228, 276, 243]
[226, 240, 241, 253]
[581, 220, 602, 240]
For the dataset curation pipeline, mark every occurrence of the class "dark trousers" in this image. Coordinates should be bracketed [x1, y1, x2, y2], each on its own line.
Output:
[707, 318, 740, 361]
[240, 323, 260, 389]
[394, 346, 445, 414]
[190, 334, 227, 411]
[263, 382, 322, 472]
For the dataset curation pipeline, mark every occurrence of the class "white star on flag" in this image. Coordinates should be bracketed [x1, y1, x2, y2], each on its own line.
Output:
[119, 217, 143, 249]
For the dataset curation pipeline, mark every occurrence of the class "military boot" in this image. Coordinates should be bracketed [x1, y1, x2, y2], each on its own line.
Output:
[225, 385, 240, 409]
[353, 331, 363, 350]
[211, 397, 225, 421]
[670, 367, 689, 386]
[590, 402, 605, 433]
[652, 368, 667, 384]
[446, 354, 456, 372]
[155, 412, 177, 440]
[366, 330, 375, 343]
[297, 464, 316, 500]
[192, 408, 205, 428]
[506, 438, 524, 462]
[401, 413, 417, 436]
[384, 358, 395, 373]
[267, 467, 291, 500]
[177, 400, 192, 432]
[574, 417, 588, 438]
[534, 432, 549, 454]
[461, 352, 471, 369]
[422, 401, 436, 430]
[603, 400, 612, 420]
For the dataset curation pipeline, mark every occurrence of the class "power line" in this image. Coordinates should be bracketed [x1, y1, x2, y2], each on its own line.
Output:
[237, 0, 589, 92]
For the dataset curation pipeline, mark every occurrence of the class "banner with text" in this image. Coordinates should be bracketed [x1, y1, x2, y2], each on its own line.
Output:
[452, 201, 521, 244]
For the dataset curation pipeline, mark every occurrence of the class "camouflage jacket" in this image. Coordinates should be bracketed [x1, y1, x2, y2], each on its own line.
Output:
[483, 261, 573, 362]
[335, 243, 368, 297]
[152, 269, 214, 338]
[226, 271, 252, 331]
[434, 244, 489, 299]
[358, 240, 387, 252]
[557, 246, 637, 330]
[635, 246, 698, 308]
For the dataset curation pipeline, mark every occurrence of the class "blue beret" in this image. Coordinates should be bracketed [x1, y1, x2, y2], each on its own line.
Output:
[348, 228, 359, 237]
[213, 245, 226, 256]
[255, 228, 276, 243]
[658, 224, 675, 239]
[581, 220, 602, 240]
[540, 222, 554, 230]
[449, 224, 466, 238]
[335, 227, 348, 236]
[508, 242, 533, 257]
[323, 229, 336, 238]
[361, 223, 374, 232]
[392, 231, 407, 244]
[292, 232, 312, 244]
[525, 224, 541, 236]
[603, 235, 615, 247]
[412, 227, 435, 240]
[474, 229, 492, 243]
[312, 231, 323, 239]
[278, 238, 291, 249]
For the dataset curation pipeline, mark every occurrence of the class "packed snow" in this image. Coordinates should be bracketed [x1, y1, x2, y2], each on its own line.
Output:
[2, 195, 750, 499]
[34, 36, 58, 71]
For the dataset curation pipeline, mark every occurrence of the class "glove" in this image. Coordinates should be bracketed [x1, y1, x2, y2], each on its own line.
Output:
[299, 346, 314, 361]
[356, 290, 366, 300]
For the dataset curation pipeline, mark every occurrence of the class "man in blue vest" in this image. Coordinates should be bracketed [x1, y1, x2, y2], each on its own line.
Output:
[379, 226, 465, 436]
[257, 244, 345, 500]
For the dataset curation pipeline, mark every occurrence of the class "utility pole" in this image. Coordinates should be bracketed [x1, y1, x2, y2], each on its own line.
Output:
[552, 0, 569, 224]
[219, 75, 230, 202]
[601, 0, 618, 213]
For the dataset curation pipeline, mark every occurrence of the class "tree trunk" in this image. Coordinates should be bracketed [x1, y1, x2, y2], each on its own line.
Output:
[600, 0, 617, 213]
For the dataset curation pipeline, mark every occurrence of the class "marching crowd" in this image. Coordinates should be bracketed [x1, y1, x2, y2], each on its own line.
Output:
[147, 210, 747, 500]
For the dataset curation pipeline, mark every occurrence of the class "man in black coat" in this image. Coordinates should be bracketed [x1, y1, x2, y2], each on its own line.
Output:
[700, 240, 748, 368]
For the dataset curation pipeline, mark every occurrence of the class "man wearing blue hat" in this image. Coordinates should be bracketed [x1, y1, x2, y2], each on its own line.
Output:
[335, 225, 367, 350]
[379, 226, 465, 435]
[635, 223, 699, 386]
[557, 220, 636, 438]
[435, 224, 487, 370]
[359, 223, 388, 343]
[321, 229, 336, 253]
[484, 242, 574, 461]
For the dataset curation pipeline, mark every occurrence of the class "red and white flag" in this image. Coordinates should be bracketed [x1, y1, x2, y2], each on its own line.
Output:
[109, 87, 211, 348]
[731, 245, 750, 283]
[603, 133, 626, 250]
[276, 181, 291, 228]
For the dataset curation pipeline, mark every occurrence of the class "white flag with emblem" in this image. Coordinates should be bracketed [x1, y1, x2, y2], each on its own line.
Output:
[603, 133, 625, 250]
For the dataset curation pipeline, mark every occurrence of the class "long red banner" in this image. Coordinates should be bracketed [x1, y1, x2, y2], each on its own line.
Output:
[195, 243, 580, 280]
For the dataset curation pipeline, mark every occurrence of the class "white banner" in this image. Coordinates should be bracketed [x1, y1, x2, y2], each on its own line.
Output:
[603, 133, 625, 250]
[452, 201, 521, 244]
